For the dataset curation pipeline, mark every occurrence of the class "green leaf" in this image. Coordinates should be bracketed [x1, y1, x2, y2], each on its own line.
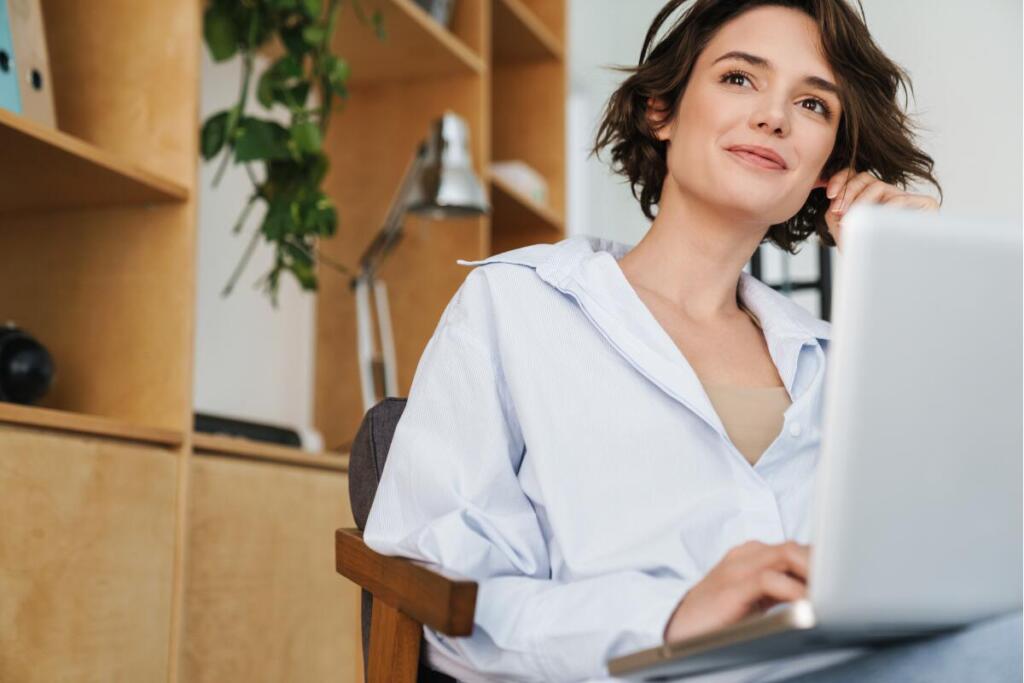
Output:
[285, 242, 318, 288]
[279, 25, 311, 56]
[200, 110, 230, 160]
[308, 155, 329, 185]
[329, 79, 349, 99]
[291, 121, 322, 155]
[284, 239, 313, 265]
[325, 55, 350, 85]
[262, 199, 294, 239]
[301, 25, 326, 46]
[235, 118, 293, 161]
[257, 56, 310, 110]
[302, 0, 323, 18]
[261, 55, 304, 97]
[271, 54, 304, 79]
[309, 195, 337, 236]
[288, 83, 311, 108]
[256, 71, 276, 109]
[241, 6, 270, 50]
[203, 5, 238, 61]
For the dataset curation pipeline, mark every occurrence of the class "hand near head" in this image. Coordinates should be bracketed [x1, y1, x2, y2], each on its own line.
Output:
[664, 540, 810, 644]
[811, 170, 941, 252]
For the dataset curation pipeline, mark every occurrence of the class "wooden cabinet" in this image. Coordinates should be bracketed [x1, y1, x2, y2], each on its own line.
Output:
[182, 453, 361, 683]
[0, 425, 178, 682]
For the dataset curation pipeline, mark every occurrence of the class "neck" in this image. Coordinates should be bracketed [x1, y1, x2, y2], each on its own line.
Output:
[617, 177, 769, 323]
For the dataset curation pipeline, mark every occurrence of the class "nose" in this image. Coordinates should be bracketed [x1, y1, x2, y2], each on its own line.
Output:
[751, 97, 790, 137]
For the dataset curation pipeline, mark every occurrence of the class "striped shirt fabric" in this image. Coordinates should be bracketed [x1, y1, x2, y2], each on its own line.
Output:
[364, 234, 865, 682]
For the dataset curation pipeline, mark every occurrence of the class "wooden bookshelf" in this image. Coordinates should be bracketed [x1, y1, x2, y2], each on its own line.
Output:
[493, 0, 564, 63]
[316, 0, 568, 451]
[0, 2, 200, 681]
[0, 1, 567, 680]
[333, 0, 485, 84]
[0, 108, 189, 213]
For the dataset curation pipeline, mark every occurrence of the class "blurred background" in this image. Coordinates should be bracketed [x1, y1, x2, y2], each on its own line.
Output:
[198, 0, 1022, 444]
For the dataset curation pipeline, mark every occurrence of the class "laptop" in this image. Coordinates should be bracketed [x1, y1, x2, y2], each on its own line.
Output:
[607, 203, 1023, 681]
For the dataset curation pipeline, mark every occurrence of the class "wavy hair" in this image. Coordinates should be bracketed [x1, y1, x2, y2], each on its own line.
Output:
[591, 0, 942, 253]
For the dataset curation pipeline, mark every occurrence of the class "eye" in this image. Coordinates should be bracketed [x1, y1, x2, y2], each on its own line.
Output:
[802, 97, 832, 119]
[721, 69, 834, 120]
[720, 70, 754, 88]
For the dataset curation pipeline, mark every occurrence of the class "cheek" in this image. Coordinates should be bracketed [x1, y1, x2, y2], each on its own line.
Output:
[804, 125, 838, 168]
[665, 94, 728, 175]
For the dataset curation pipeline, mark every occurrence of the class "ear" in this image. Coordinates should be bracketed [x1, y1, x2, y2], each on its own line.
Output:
[646, 96, 672, 141]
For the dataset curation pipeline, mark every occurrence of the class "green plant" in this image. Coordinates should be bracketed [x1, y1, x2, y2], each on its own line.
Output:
[200, 0, 385, 305]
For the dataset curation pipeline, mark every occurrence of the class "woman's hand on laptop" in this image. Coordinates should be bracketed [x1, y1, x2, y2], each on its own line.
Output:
[815, 169, 940, 252]
[663, 540, 810, 644]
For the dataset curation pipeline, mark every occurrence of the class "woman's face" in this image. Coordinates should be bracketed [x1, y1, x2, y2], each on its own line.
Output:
[649, 5, 843, 225]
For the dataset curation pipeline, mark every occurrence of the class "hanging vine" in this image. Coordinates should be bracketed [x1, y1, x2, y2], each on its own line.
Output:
[200, 0, 385, 305]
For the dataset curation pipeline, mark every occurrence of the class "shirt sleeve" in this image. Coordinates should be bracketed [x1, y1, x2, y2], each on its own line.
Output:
[363, 269, 693, 682]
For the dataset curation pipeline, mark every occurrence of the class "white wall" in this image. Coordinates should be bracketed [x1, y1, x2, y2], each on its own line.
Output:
[193, 49, 317, 432]
[568, 0, 1023, 313]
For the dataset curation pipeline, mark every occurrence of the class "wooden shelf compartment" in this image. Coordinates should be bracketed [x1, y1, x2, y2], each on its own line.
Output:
[0, 402, 183, 448]
[488, 171, 564, 253]
[332, 0, 484, 85]
[490, 53, 567, 251]
[493, 0, 564, 63]
[0, 108, 189, 213]
[192, 432, 349, 473]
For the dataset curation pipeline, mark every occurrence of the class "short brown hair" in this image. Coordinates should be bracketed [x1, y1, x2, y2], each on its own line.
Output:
[591, 0, 942, 253]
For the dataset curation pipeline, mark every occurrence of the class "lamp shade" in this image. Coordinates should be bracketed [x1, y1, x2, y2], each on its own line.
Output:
[405, 111, 490, 219]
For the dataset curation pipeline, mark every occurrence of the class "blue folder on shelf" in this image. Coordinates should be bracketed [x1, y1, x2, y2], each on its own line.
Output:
[0, 0, 22, 114]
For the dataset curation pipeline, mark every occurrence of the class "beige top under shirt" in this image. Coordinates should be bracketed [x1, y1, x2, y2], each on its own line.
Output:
[701, 300, 792, 466]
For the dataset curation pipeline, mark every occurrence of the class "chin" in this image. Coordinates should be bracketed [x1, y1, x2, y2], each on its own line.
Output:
[714, 188, 789, 221]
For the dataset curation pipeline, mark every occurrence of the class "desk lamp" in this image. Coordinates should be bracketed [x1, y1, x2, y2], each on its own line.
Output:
[350, 111, 490, 412]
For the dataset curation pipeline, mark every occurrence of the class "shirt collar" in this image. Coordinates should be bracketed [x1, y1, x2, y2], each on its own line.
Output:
[457, 234, 830, 440]
[459, 234, 831, 343]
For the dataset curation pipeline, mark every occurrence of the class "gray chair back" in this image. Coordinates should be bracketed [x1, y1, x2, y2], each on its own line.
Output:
[349, 397, 456, 683]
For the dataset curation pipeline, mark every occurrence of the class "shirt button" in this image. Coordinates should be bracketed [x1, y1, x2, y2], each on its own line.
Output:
[789, 422, 803, 437]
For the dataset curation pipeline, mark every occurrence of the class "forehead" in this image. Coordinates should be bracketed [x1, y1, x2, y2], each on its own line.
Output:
[698, 5, 834, 79]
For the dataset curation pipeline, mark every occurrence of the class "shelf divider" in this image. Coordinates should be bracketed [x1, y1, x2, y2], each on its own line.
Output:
[0, 402, 184, 447]
[331, 0, 484, 85]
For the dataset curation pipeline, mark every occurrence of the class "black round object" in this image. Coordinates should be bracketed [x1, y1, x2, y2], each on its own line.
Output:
[0, 326, 54, 404]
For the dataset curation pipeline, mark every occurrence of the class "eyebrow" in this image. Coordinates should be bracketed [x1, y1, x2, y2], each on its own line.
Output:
[712, 50, 840, 97]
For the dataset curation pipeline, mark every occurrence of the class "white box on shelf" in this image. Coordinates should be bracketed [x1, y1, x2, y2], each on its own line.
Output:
[490, 160, 549, 207]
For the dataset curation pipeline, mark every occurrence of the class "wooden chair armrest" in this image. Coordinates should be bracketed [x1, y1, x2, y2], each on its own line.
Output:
[336, 527, 477, 636]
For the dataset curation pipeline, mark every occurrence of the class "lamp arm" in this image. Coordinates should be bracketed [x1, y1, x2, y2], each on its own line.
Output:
[350, 143, 428, 290]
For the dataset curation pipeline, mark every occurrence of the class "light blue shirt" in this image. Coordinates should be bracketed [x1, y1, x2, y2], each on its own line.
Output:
[363, 235, 854, 682]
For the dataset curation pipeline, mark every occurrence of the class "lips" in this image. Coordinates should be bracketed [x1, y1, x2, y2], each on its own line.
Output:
[727, 145, 788, 170]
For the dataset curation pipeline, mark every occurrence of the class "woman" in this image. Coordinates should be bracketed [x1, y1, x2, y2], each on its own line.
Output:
[363, 1, 1019, 681]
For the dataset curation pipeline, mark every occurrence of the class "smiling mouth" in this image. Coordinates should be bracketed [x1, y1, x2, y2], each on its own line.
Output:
[727, 149, 787, 172]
